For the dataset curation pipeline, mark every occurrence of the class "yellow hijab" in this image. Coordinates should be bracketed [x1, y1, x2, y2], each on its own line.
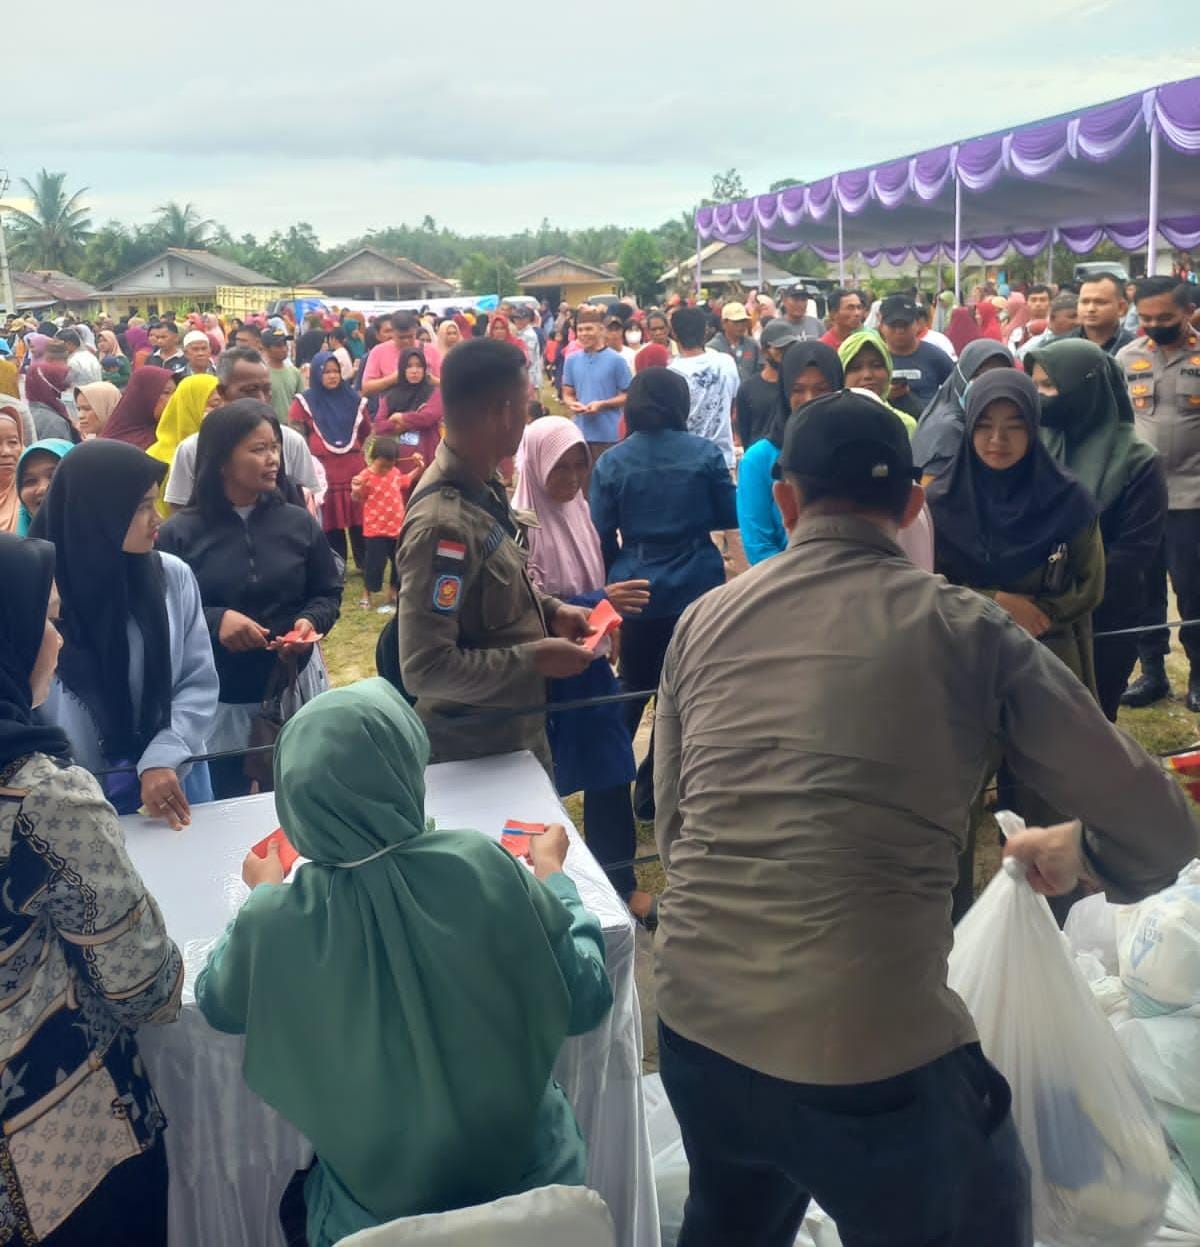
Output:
[147, 374, 219, 513]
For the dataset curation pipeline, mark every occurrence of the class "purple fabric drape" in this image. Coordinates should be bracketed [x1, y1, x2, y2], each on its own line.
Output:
[696, 76, 1200, 253]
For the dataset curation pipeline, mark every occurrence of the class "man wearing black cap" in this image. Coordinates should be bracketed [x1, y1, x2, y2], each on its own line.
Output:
[653, 391, 1198, 1247]
[261, 328, 303, 426]
[779, 282, 824, 340]
[878, 294, 954, 408]
[734, 319, 798, 448]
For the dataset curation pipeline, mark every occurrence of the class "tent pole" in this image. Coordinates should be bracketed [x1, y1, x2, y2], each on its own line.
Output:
[695, 227, 703, 301]
[953, 172, 962, 303]
[1047, 228, 1056, 284]
[1147, 114, 1161, 277]
[756, 219, 764, 289]
[837, 200, 845, 286]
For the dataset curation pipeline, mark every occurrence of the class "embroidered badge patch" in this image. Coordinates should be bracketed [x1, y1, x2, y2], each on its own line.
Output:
[1129, 358, 1153, 372]
[433, 574, 462, 613]
[435, 539, 466, 562]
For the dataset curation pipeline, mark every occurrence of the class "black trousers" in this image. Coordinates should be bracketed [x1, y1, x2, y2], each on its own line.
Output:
[1137, 509, 1200, 672]
[619, 614, 682, 817]
[583, 784, 638, 899]
[362, 535, 398, 593]
[325, 524, 365, 571]
[42, 1136, 169, 1247]
[659, 1024, 1031, 1247]
[210, 752, 255, 800]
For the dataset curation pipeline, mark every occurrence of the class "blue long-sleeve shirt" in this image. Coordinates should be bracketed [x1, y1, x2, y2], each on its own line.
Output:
[589, 429, 737, 619]
[38, 552, 219, 778]
[736, 438, 787, 566]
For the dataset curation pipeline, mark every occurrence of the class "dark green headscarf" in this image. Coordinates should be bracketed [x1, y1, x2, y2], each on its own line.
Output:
[196, 679, 575, 1226]
[1026, 338, 1157, 513]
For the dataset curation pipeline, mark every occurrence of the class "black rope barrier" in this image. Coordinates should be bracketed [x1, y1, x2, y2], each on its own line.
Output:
[94, 616, 1200, 883]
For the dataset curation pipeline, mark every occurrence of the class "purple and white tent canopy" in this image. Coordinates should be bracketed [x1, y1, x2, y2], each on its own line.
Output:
[695, 77, 1200, 279]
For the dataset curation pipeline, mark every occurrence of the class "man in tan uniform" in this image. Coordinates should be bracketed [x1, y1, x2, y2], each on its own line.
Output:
[1119, 278, 1200, 709]
[653, 390, 1198, 1247]
[396, 337, 593, 770]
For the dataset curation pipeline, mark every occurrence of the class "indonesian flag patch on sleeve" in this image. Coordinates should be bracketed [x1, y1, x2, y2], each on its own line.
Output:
[435, 538, 466, 563]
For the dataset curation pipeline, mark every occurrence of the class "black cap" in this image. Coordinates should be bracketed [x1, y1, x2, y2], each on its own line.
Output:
[261, 328, 289, 347]
[782, 282, 812, 299]
[879, 295, 918, 324]
[760, 319, 804, 350]
[772, 390, 916, 491]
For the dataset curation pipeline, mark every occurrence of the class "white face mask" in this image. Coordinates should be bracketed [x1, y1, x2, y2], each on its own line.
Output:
[625, 329, 643, 345]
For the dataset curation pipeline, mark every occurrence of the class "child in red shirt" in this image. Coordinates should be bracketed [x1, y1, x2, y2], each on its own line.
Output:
[350, 439, 424, 612]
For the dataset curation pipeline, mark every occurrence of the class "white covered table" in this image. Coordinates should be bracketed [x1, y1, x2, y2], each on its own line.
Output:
[121, 750, 660, 1247]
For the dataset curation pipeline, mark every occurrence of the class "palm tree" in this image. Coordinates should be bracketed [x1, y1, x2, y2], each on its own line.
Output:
[6, 170, 92, 271]
[154, 201, 214, 249]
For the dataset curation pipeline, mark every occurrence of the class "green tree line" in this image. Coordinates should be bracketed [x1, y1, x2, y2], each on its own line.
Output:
[3, 168, 827, 298]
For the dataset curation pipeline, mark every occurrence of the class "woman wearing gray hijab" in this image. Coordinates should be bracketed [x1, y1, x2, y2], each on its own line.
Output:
[912, 340, 1014, 481]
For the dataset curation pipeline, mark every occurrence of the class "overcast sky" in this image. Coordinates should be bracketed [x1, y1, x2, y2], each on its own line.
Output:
[3, 0, 1195, 247]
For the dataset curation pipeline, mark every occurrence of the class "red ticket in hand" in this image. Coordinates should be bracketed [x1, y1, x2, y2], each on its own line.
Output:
[582, 599, 622, 652]
[273, 628, 324, 647]
[251, 828, 300, 876]
[500, 819, 545, 859]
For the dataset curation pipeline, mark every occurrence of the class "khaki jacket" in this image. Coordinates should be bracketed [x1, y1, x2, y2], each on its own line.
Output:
[654, 515, 1198, 1085]
[396, 442, 562, 768]
[1119, 328, 1200, 509]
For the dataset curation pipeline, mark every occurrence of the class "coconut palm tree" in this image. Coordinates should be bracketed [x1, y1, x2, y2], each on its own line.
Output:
[5, 170, 92, 271]
[154, 201, 214, 248]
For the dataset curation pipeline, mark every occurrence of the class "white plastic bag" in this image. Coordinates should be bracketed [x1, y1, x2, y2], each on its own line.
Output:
[1066, 891, 1121, 975]
[1119, 861, 1200, 1016]
[948, 858, 1172, 1246]
[1148, 1158, 1200, 1245]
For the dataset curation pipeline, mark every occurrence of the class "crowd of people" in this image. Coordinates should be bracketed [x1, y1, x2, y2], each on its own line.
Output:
[1, 265, 1200, 1245]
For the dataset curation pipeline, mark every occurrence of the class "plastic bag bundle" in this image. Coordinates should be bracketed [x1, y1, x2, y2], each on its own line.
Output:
[1118, 861, 1200, 1017]
[948, 858, 1172, 1246]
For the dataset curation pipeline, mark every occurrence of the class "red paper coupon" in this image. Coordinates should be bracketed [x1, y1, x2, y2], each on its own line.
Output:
[500, 832, 533, 858]
[273, 628, 324, 647]
[251, 828, 300, 876]
[503, 819, 546, 836]
[582, 599, 622, 652]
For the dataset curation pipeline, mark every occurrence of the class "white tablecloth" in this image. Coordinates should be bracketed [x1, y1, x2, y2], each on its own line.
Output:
[122, 750, 660, 1247]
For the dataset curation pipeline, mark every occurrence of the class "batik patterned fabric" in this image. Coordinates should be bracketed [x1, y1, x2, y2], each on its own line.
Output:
[0, 753, 181, 1243]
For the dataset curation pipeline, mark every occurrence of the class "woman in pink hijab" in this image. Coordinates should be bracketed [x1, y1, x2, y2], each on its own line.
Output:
[202, 314, 225, 355]
[1002, 291, 1031, 349]
[513, 415, 656, 926]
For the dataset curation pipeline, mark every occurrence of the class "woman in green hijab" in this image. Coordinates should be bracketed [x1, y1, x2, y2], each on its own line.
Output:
[837, 330, 918, 436]
[1026, 338, 1167, 721]
[195, 678, 613, 1247]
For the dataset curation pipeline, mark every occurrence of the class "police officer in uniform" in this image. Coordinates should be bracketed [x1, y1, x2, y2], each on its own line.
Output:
[395, 337, 594, 770]
[1120, 278, 1200, 709]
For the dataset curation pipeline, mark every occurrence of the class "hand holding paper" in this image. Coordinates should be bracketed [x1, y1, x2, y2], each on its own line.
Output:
[582, 599, 622, 653]
[247, 828, 300, 881]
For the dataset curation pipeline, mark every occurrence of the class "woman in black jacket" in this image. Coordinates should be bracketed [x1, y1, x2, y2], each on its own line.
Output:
[1025, 340, 1167, 721]
[158, 400, 343, 797]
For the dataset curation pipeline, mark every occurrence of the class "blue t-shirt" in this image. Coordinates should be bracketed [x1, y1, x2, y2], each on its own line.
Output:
[889, 342, 954, 407]
[736, 438, 786, 565]
[563, 348, 632, 443]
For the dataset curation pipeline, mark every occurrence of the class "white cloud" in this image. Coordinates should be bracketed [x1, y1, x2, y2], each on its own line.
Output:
[2, 0, 1194, 240]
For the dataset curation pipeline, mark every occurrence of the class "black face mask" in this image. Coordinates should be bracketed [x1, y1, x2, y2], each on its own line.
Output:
[1144, 322, 1185, 346]
[1038, 393, 1069, 430]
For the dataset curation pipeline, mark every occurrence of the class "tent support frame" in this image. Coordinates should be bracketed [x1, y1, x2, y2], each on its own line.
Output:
[1148, 116, 1161, 276]
[953, 173, 962, 303]
[837, 201, 846, 286]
